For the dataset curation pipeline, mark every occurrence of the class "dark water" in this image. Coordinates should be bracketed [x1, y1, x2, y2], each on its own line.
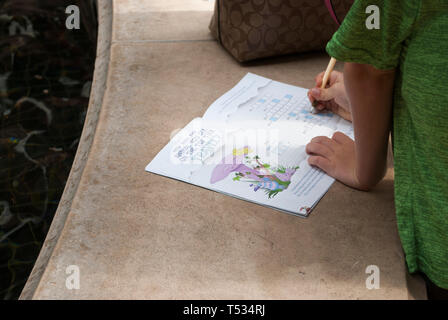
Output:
[0, 0, 97, 299]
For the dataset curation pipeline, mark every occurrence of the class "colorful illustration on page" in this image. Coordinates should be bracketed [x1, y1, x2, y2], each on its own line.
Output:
[210, 146, 299, 199]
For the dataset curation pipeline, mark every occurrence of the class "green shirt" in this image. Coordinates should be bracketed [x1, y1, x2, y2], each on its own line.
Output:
[327, 0, 448, 288]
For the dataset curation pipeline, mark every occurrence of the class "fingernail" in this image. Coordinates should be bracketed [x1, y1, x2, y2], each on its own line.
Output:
[311, 88, 320, 97]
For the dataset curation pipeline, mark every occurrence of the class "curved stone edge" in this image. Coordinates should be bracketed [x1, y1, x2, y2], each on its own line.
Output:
[19, 0, 113, 300]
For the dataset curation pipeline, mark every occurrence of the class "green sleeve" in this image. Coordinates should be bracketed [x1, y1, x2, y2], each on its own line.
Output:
[326, 0, 420, 70]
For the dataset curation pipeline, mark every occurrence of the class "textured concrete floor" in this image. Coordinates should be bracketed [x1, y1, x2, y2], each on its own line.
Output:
[22, 0, 426, 299]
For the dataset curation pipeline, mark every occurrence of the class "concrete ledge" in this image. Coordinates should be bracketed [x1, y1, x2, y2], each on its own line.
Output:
[19, 0, 113, 299]
[21, 0, 426, 299]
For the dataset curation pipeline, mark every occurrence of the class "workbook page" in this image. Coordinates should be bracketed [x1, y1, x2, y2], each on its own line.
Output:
[203, 73, 353, 138]
[146, 73, 354, 217]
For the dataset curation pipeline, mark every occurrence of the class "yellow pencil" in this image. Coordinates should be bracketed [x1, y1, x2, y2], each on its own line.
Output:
[312, 57, 337, 109]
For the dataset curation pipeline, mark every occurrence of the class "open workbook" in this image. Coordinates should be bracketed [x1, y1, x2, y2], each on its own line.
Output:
[146, 73, 353, 217]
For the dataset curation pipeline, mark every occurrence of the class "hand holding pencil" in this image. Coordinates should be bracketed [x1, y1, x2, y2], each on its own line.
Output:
[308, 57, 352, 122]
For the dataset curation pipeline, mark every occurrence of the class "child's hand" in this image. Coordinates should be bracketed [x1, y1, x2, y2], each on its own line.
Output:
[308, 71, 352, 122]
[306, 132, 368, 191]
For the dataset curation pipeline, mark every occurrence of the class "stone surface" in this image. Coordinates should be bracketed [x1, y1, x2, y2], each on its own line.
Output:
[113, 0, 215, 42]
[19, 0, 113, 300]
[22, 0, 426, 299]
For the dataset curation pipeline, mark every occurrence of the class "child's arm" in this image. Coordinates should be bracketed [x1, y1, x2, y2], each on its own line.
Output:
[346, 63, 395, 189]
[306, 62, 395, 190]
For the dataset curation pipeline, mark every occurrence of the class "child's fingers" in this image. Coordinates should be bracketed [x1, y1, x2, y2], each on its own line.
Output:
[307, 90, 314, 102]
[310, 136, 335, 150]
[328, 71, 341, 85]
[306, 141, 333, 158]
[332, 131, 352, 144]
[316, 71, 341, 88]
[308, 155, 332, 173]
[310, 87, 337, 102]
[326, 104, 352, 122]
[308, 91, 327, 110]
[315, 71, 325, 87]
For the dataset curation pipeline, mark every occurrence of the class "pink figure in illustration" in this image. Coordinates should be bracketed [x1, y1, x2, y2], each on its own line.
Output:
[210, 146, 299, 199]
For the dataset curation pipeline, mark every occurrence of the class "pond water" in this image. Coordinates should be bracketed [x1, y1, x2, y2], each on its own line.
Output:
[0, 0, 97, 299]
